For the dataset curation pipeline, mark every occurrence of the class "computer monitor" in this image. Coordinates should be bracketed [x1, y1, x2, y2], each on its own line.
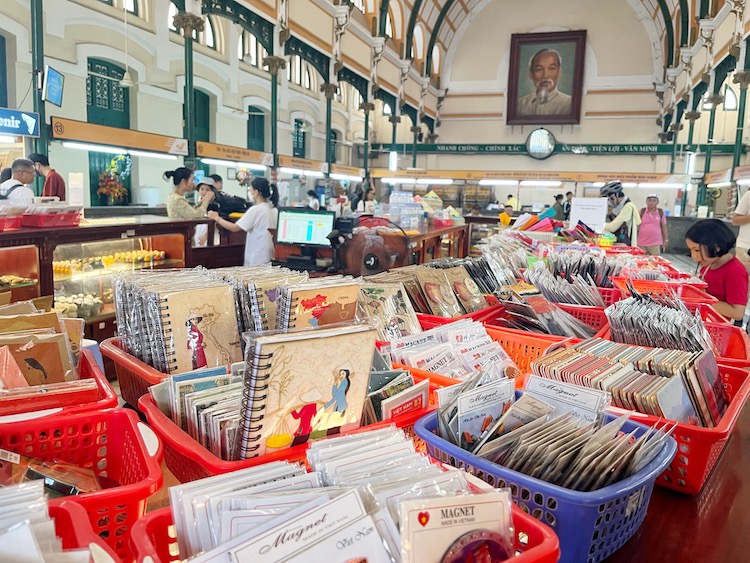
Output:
[42, 65, 64, 107]
[275, 208, 335, 254]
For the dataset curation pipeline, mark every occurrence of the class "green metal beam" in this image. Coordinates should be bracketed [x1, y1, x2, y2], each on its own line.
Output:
[678, 0, 688, 46]
[379, 1, 390, 37]
[202, 0, 274, 54]
[426, 0, 455, 77]
[31, 0, 47, 170]
[404, 0, 424, 64]
[655, 0, 675, 67]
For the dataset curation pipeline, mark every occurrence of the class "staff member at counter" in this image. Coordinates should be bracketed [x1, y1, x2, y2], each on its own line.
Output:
[164, 167, 214, 219]
[208, 177, 279, 266]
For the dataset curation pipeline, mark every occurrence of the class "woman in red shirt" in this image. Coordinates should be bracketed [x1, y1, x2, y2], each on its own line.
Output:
[685, 219, 748, 322]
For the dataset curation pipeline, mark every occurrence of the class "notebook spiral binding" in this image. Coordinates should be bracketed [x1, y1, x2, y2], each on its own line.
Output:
[158, 299, 180, 373]
[237, 348, 274, 458]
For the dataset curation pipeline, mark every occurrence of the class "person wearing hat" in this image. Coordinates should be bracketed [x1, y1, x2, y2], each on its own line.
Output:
[601, 181, 641, 246]
[196, 176, 217, 206]
[638, 194, 668, 255]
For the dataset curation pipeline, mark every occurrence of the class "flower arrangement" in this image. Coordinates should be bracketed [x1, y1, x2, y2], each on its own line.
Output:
[97, 154, 132, 204]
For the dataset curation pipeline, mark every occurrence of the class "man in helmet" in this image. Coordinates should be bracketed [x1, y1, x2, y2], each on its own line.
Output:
[601, 181, 641, 246]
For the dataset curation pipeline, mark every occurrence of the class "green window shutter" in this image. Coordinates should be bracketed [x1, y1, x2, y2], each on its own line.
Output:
[247, 106, 265, 151]
[193, 89, 211, 142]
[293, 119, 306, 158]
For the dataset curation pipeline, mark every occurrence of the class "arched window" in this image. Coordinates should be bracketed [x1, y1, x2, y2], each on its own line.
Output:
[352, 0, 365, 12]
[385, 12, 393, 39]
[200, 17, 216, 50]
[335, 83, 347, 106]
[168, 2, 178, 32]
[413, 26, 424, 61]
[98, 0, 139, 16]
[287, 55, 315, 91]
[247, 106, 265, 151]
[724, 85, 738, 111]
[383, 102, 392, 116]
[432, 45, 441, 75]
[353, 89, 364, 112]
[238, 31, 267, 67]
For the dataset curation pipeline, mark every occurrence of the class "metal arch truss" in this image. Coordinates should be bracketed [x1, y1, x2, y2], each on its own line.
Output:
[201, 0, 274, 55]
[284, 36, 330, 83]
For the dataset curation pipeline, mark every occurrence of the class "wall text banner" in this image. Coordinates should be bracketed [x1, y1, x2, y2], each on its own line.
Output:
[370, 169, 689, 183]
[196, 142, 271, 165]
[278, 155, 328, 173]
[370, 143, 738, 156]
[51, 117, 188, 155]
[0, 108, 40, 137]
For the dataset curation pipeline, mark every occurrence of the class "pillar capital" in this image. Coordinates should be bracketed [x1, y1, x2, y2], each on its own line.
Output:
[410, 125, 422, 134]
[684, 110, 701, 122]
[426, 133, 439, 143]
[263, 55, 287, 76]
[359, 101, 375, 113]
[388, 115, 402, 125]
[706, 93, 724, 107]
[734, 71, 750, 91]
[320, 83, 339, 99]
[172, 12, 204, 36]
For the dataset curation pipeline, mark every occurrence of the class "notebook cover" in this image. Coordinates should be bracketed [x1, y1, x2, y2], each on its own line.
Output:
[237, 325, 377, 459]
[159, 285, 243, 374]
[284, 283, 361, 329]
[0, 333, 72, 385]
[360, 283, 422, 340]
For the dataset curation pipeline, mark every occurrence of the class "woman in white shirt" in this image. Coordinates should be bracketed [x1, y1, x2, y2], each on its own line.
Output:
[208, 177, 279, 266]
[356, 187, 376, 214]
[307, 190, 320, 210]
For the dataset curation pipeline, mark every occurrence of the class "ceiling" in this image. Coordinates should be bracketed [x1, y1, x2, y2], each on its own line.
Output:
[376, 0, 688, 76]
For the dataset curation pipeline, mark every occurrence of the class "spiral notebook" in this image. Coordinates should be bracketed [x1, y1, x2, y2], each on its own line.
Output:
[155, 285, 243, 374]
[276, 279, 361, 330]
[237, 324, 377, 459]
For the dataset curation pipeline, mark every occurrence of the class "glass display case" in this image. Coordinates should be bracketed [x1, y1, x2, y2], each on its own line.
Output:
[0, 245, 41, 302]
[52, 234, 185, 319]
[466, 217, 502, 254]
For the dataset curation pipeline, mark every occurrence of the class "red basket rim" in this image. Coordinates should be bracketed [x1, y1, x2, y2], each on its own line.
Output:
[100, 337, 167, 386]
[50, 501, 121, 560]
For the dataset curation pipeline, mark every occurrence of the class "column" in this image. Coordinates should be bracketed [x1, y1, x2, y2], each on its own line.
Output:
[669, 118, 681, 174]
[410, 125, 420, 168]
[360, 101, 375, 175]
[30, 0, 47, 168]
[321, 83, 338, 176]
[264, 56, 287, 170]
[700, 94, 724, 207]
[389, 115, 400, 149]
[172, 11, 204, 163]
[683, 110, 701, 212]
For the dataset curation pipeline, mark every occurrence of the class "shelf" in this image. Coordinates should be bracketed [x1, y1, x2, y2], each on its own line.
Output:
[53, 259, 184, 283]
[0, 280, 39, 291]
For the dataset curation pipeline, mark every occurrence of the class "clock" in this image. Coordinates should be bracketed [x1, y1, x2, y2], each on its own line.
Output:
[526, 128, 556, 160]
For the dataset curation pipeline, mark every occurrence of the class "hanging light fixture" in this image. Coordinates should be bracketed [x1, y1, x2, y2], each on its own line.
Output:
[120, 6, 135, 88]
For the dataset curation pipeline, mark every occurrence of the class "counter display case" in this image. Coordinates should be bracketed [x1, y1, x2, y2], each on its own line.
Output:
[0, 245, 41, 302]
[465, 215, 502, 254]
[52, 234, 186, 319]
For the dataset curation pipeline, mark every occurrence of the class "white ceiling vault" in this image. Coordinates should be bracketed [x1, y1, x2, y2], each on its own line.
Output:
[378, 0, 687, 77]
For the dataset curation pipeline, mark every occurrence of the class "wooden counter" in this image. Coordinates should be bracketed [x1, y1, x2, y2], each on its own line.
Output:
[606, 402, 750, 562]
[408, 223, 469, 262]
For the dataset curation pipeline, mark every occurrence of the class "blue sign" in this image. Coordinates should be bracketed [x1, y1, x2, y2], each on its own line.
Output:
[0, 108, 40, 138]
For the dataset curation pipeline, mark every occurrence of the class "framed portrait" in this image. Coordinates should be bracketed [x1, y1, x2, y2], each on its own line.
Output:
[506, 30, 586, 126]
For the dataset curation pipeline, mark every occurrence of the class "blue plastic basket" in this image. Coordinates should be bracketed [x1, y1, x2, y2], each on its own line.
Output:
[415, 411, 677, 563]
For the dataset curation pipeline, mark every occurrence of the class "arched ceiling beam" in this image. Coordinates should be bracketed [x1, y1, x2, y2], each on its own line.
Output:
[426, 0, 455, 77]
[405, 0, 425, 64]
[679, 0, 689, 46]
[653, 0, 675, 65]
[379, 0, 390, 37]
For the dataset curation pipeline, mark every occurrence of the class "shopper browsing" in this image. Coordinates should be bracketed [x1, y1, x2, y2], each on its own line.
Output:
[563, 191, 573, 220]
[638, 194, 669, 255]
[685, 219, 748, 323]
[601, 181, 641, 246]
[0, 158, 36, 205]
[730, 188, 750, 273]
[552, 194, 565, 221]
[208, 177, 279, 266]
[165, 167, 214, 219]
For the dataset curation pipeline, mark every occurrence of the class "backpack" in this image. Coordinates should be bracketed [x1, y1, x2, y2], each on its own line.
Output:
[208, 191, 250, 220]
[640, 207, 664, 219]
[0, 183, 22, 200]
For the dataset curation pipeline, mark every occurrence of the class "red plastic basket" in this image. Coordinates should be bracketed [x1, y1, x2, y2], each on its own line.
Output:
[50, 501, 121, 561]
[612, 277, 718, 304]
[483, 326, 578, 376]
[0, 408, 163, 560]
[687, 303, 730, 324]
[138, 368, 457, 483]
[20, 212, 81, 228]
[598, 287, 623, 306]
[556, 304, 608, 331]
[129, 504, 560, 563]
[0, 350, 117, 417]
[100, 337, 167, 409]
[597, 322, 750, 368]
[0, 215, 22, 231]
[610, 364, 750, 494]
[603, 245, 645, 255]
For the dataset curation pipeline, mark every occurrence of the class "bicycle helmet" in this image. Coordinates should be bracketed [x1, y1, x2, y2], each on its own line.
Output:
[599, 181, 624, 198]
